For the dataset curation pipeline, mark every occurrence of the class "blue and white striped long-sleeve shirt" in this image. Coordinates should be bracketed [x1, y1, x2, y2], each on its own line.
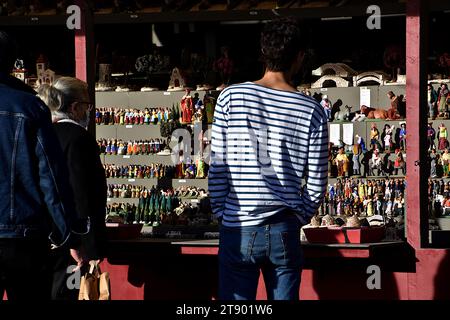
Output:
[208, 82, 329, 227]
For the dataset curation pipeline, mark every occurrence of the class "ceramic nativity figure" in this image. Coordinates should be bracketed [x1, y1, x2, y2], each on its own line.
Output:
[355, 134, 366, 153]
[334, 147, 349, 177]
[438, 83, 449, 118]
[370, 123, 382, 151]
[441, 148, 450, 178]
[383, 124, 395, 152]
[204, 92, 216, 124]
[180, 89, 194, 124]
[320, 95, 332, 121]
[399, 123, 406, 151]
[428, 123, 436, 151]
[430, 149, 438, 178]
[428, 84, 438, 120]
[394, 149, 406, 175]
[438, 123, 449, 151]
[352, 148, 361, 176]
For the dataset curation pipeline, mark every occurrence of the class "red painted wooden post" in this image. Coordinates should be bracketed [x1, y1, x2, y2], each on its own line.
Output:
[74, 0, 96, 135]
[406, 0, 429, 249]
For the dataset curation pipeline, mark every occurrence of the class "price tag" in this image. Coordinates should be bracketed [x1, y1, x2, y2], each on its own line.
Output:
[178, 179, 186, 183]
[123, 155, 131, 159]
[320, 88, 328, 92]
[130, 14, 138, 18]
[31, 17, 39, 21]
[107, 198, 111, 202]
[249, 11, 258, 15]
[128, 179, 136, 182]
[163, 92, 171, 96]
[126, 125, 133, 129]
[191, 199, 199, 203]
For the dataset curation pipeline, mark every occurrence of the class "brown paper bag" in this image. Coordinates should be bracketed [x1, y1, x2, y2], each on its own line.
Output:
[78, 272, 100, 300]
[78, 261, 111, 300]
[99, 271, 111, 300]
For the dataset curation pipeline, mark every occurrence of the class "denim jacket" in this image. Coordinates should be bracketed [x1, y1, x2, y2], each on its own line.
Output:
[0, 73, 81, 247]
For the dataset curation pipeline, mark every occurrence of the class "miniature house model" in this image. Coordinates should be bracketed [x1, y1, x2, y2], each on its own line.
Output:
[36, 54, 55, 85]
[353, 71, 391, 86]
[311, 63, 356, 88]
[311, 75, 351, 88]
[167, 67, 188, 92]
[312, 63, 357, 78]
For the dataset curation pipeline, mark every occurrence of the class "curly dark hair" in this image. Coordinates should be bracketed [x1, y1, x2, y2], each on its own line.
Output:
[260, 17, 303, 72]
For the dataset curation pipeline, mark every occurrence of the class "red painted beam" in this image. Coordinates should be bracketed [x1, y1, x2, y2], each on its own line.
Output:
[181, 247, 219, 255]
[74, 0, 87, 82]
[406, 0, 429, 249]
[74, 0, 96, 135]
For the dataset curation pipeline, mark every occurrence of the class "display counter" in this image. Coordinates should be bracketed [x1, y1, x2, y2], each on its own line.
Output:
[101, 238, 421, 300]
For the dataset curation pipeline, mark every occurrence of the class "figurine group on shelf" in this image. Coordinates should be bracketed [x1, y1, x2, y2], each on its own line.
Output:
[97, 138, 167, 155]
[427, 122, 450, 178]
[107, 184, 208, 200]
[428, 83, 450, 119]
[95, 107, 172, 125]
[428, 179, 450, 217]
[103, 163, 174, 179]
[318, 178, 406, 219]
[320, 90, 406, 123]
[329, 124, 406, 178]
[174, 158, 208, 179]
[106, 186, 212, 227]
[179, 89, 216, 124]
[107, 184, 148, 199]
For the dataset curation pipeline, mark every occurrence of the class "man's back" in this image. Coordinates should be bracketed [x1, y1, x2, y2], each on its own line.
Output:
[209, 81, 329, 227]
[0, 80, 76, 244]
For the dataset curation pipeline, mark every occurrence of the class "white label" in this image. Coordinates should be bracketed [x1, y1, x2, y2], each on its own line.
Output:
[329, 123, 341, 146]
[126, 125, 133, 129]
[31, 17, 39, 21]
[130, 14, 138, 18]
[107, 198, 111, 202]
[123, 155, 131, 159]
[191, 199, 199, 203]
[163, 92, 171, 96]
[360, 88, 371, 107]
[320, 88, 328, 91]
[178, 179, 186, 183]
[128, 179, 136, 182]
[343, 123, 354, 145]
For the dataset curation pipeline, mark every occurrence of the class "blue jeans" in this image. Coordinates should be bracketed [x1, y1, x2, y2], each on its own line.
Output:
[218, 212, 303, 300]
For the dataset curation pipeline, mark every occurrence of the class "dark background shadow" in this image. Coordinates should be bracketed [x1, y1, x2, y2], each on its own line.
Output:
[434, 250, 450, 299]
[308, 242, 415, 300]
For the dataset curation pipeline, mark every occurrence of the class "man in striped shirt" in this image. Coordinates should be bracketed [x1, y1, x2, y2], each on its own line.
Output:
[209, 17, 328, 300]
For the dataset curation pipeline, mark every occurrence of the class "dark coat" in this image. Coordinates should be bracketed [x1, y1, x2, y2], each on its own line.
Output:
[53, 122, 107, 260]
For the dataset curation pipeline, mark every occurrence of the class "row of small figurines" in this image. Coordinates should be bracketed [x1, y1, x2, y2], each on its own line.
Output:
[326, 178, 406, 200]
[428, 179, 450, 197]
[343, 122, 406, 152]
[104, 163, 173, 179]
[317, 193, 405, 220]
[330, 148, 406, 178]
[95, 107, 173, 125]
[97, 138, 167, 155]
[107, 184, 208, 199]
[103, 161, 208, 179]
[106, 201, 211, 226]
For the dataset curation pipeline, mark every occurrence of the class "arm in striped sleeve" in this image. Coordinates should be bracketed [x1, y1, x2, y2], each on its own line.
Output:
[208, 90, 230, 219]
[302, 107, 329, 220]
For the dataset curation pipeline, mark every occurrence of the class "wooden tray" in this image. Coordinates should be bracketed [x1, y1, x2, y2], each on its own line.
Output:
[303, 226, 386, 244]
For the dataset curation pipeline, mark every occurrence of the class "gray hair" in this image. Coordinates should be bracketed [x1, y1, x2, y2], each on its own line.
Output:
[36, 76, 88, 121]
